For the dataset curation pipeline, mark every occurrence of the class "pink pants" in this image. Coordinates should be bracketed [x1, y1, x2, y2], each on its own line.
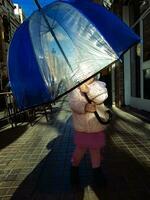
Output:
[72, 131, 105, 168]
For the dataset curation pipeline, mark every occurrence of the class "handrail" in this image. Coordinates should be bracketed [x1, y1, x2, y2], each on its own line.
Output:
[0, 92, 12, 95]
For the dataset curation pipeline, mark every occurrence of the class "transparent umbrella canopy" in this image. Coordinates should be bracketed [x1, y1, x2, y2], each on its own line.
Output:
[8, 0, 140, 110]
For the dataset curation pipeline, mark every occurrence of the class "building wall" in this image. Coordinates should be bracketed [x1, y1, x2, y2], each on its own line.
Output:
[0, 0, 22, 90]
[112, 0, 150, 112]
[111, 1, 124, 108]
[14, 3, 25, 23]
[114, 62, 124, 107]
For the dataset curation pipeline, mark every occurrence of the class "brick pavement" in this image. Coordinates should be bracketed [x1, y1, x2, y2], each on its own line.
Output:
[0, 98, 150, 200]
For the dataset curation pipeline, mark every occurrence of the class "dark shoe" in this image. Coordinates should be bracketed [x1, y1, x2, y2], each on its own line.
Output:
[93, 166, 107, 187]
[70, 166, 80, 185]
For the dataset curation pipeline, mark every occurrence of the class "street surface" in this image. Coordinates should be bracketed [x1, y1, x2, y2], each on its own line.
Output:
[0, 98, 150, 200]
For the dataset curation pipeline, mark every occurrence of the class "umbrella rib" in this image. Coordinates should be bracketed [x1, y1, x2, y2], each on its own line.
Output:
[34, 0, 73, 72]
[54, 59, 117, 102]
[52, 16, 115, 59]
[51, 6, 116, 59]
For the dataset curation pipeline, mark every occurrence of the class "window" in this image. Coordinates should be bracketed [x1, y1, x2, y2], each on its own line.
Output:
[0, 26, 3, 62]
[143, 12, 150, 62]
[143, 69, 150, 99]
[143, 12, 150, 99]
[130, 24, 141, 98]
[2, 16, 10, 42]
[129, 1, 150, 101]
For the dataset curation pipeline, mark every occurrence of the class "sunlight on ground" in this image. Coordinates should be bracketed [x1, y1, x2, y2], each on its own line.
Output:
[112, 106, 143, 123]
[84, 185, 99, 200]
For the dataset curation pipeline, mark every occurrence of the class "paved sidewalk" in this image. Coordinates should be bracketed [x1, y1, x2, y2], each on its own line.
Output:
[0, 98, 150, 200]
[121, 106, 150, 123]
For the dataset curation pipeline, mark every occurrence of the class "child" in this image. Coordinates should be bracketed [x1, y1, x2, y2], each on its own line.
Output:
[68, 77, 109, 186]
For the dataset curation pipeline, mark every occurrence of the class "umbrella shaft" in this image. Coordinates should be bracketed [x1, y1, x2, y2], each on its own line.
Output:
[34, 0, 73, 71]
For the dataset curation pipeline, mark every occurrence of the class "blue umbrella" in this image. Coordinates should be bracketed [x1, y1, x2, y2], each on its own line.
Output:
[8, 0, 140, 110]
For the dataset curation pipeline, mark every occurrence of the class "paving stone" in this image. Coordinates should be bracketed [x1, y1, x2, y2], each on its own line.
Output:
[0, 99, 150, 199]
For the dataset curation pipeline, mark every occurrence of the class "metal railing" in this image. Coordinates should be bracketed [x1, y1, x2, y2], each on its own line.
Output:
[0, 92, 52, 127]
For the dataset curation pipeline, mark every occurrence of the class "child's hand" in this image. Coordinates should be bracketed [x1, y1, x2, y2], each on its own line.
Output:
[79, 84, 89, 93]
[85, 102, 96, 113]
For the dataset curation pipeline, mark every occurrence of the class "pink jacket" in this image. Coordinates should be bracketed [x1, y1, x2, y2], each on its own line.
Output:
[68, 81, 109, 133]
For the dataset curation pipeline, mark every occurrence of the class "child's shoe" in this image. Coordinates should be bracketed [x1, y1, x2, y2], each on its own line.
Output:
[70, 166, 80, 185]
[92, 166, 107, 187]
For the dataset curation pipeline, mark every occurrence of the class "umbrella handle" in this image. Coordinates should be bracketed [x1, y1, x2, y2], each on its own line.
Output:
[94, 109, 112, 125]
[84, 93, 112, 125]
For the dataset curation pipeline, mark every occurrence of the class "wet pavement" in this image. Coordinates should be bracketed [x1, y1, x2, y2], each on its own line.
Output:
[0, 98, 150, 200]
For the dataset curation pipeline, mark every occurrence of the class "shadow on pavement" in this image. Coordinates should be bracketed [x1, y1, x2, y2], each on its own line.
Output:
[10, 112, 150, 200]
[0, 125, 28, 149]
